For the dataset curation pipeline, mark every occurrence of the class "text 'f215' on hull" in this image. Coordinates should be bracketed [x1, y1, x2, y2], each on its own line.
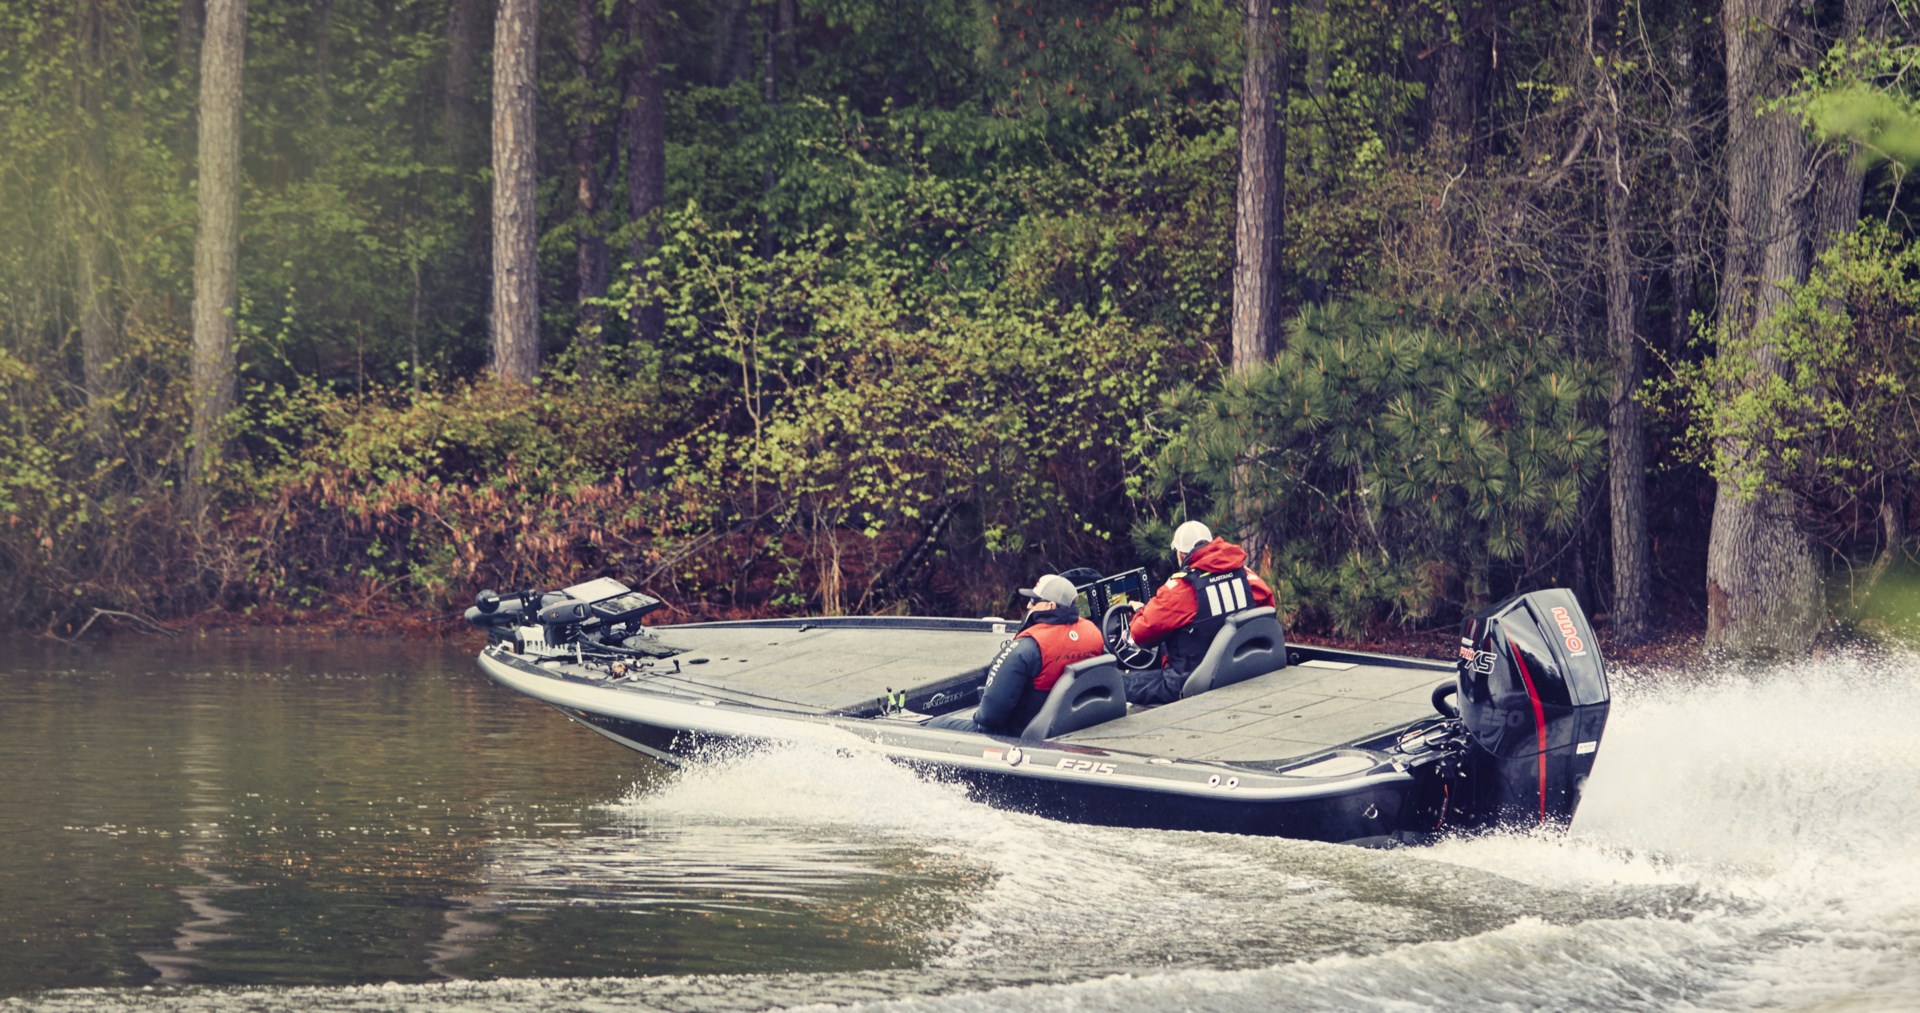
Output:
[467, 573, 1611, 845]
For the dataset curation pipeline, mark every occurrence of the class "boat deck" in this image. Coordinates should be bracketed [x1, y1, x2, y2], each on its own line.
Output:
[1058, 656, 1447, 762]
[641, 621, 1006, 710]
[639, 621, 1450, 763]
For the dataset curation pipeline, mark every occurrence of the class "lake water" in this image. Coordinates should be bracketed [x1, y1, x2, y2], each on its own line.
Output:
[1, 633, 1915, 1011]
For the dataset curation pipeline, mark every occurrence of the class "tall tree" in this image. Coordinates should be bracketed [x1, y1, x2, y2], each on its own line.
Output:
[73, 0, 117, 434]
[1231, 0, 1292, 559]
[1805, 0, 1894, 562]
[621, 0, 666, 350]
[186, 0, 247, 520]
[1663, 17, 1703, 356]
[444, 0, 484, 160]
[571, 0, 610, 354]
[1428, 0, 1498, 166]
[757, 0, 792, 258]
[490, 0, 541, 383]
[1230, 0, 1291, 372]
[1810, 0, 1888, 247]
[1704, 0, 1823, 656]
[176, 0, 204, 84]
[1594, 1, 1651, 644]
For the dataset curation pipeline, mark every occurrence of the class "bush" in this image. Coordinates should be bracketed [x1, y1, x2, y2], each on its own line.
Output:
[626, 206, 1206, 616]
[1656, 222, 1920, 559]
[0, 328, 196, 629]
[232, 373, 688, 615]
[1140, 295, 1606, 635]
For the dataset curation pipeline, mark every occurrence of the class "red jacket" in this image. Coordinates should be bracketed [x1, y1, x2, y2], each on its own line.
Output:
[1129, 539, 1275, 647]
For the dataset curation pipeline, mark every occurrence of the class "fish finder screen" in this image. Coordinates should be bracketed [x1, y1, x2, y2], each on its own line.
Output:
[561, 577, 665, 625]
[588, 591, 663, 625]
[1075, 568, 1151, 620]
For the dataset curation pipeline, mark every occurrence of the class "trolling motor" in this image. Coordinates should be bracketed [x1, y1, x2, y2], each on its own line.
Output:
[1400, 588, 1611, 832]
[464, 577, 666, 658]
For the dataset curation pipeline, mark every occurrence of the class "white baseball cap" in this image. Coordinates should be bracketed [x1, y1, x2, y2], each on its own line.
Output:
[1171, 520, 1213, 554]
[1019, 573, 1079, 607]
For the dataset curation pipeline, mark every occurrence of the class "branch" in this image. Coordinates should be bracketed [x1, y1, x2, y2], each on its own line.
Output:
[46, 608, 181, 643]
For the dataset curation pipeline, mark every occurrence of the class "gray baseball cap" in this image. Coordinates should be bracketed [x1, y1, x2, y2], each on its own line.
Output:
[1019, 573, 1079, 607]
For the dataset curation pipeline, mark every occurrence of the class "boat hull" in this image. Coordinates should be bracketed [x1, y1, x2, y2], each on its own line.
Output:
[480, 647, 1430, 843]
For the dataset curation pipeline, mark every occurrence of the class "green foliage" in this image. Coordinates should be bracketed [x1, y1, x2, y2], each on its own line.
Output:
[0, 0, 193, 356]
[1285, 0, 1439, 295]
[1797, 30, 1920, 170]
[1143, 296, 1606, 635]
[0, 328, 195, 628]
[1653, 223, 1920, 552]
[977, 0, 1240, 121]
[4, 0, 1907, 640]
[618, 197, 1208, 614]
[1809, 83, 1920, 169]
[233, 373, 686, 611]
[992, 102, 1237, 337]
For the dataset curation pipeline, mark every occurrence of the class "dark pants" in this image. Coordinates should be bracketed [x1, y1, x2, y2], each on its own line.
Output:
[925, 711, 988, 733]
[1124, 665, 1187, 706]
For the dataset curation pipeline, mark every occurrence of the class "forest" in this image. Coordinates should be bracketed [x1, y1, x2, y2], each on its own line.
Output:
[0, 0, 1915, 656]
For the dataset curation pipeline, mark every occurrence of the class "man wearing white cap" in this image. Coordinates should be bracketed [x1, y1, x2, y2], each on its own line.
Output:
[926, 573, 1104, 735]
[1123, 521, 1274, 705]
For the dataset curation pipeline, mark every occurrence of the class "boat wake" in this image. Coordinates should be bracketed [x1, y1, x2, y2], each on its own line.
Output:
[577, 653, 1920, 1010]
[14, 654, 1919, 1012]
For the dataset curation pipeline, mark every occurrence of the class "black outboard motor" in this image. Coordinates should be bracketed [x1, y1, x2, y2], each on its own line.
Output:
[1449, 588, 1610, 828]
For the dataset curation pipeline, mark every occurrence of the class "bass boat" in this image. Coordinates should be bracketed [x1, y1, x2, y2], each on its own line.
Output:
[467, 571, 1611, 845]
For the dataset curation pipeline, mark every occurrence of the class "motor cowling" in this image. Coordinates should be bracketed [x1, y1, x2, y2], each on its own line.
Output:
[1450, 588, 1610, 828]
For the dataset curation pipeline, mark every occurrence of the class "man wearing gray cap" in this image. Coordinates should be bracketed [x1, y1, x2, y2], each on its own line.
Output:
[925, 573, 1105, 735]
[1123, 520, 1274, 705]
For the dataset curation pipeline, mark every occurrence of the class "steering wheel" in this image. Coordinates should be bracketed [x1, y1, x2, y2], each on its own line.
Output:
[1101, 603, 1159, 670]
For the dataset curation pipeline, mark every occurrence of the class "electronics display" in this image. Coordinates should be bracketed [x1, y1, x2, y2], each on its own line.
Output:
[561, 577, 664, 626]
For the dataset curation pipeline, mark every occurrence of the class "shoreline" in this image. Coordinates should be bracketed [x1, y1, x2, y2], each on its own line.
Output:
[50, 603, 1721, 670]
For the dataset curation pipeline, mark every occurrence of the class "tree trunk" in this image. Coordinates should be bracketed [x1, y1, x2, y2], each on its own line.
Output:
[313, 0, 334, 128]
[174, 0, 205, 185]
[1298, 0, 1328, 304]
[1664, 19, 1699, 354]
[176, 0, 204, 83]
[1809, 0, 1885, 252]
[74, 0, 118, 435]
[1429, 0, 1497, 166]
[757, 1, 789, 258]
[572, 0, 609, 356]
[622, 0, 666, 350]
[410, 260, 423, 394]
[77, 238, 117, 431]
[1592, 1, 1651, 645]
[443, 0, 483, 159]
[185, 0, 246, 522]
[1231, 0, 1291, 560]
[1602, 129, 1651, 644]
[1705, 0, 1822, 656]
[1230, 0, 1290, 372]
[708, 0, 750, 88]
[490, 0, 541, 383]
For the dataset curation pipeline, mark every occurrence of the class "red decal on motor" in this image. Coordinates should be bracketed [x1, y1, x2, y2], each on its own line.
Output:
[1550, 606, 1587, 656]
[1509, 647, 1550, 821]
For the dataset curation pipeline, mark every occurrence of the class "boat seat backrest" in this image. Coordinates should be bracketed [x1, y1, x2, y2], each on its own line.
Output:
[1020, 654, 1127, 741]
[1180, 607, 1287, 698]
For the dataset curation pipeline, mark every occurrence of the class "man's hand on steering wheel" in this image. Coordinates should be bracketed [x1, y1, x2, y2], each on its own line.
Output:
[1101, 601, 1158, 670]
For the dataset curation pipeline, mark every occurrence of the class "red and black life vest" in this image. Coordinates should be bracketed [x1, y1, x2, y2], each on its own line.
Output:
[1167, 567, 1254, 674]
[1016, 617, 1105, 691]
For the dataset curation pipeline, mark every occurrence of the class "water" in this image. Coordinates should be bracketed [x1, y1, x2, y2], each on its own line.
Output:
[2, 635, 1916, 1011]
